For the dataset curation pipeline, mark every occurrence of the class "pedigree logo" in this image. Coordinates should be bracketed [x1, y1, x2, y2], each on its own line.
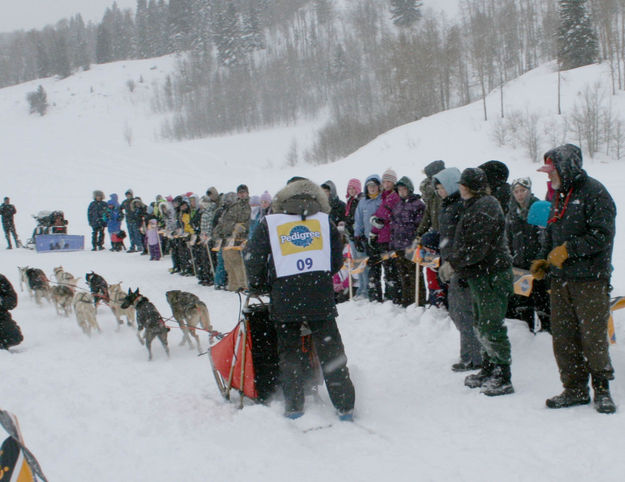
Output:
[277, 220, 323, 255]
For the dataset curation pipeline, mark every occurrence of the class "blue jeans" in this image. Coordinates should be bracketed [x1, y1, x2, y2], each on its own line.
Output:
[214, 249, 226, 287]
[127, 223, 144, 250]
[349, 241, 368, 298]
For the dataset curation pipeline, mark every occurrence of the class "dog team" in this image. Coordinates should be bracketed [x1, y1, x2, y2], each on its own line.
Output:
[16, 265, 213, 360]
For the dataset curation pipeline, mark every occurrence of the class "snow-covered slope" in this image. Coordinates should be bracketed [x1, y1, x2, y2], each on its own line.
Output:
[2, 57, 625, 481]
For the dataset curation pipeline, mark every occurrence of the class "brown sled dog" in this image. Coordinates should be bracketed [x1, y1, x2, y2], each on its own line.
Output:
[108, 283, 137, 330]
[121, 288, 170, 361]
[165, 290, 213, 353]
[51, 285, 74, 316]
[53, 266, 78, 291]
[72, 292, 101, 336]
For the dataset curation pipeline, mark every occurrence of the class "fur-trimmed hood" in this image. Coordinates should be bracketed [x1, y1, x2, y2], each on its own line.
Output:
[272, 180, 331, 217]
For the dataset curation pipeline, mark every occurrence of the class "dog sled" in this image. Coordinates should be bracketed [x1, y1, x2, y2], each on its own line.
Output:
[209, 296, 321, 407]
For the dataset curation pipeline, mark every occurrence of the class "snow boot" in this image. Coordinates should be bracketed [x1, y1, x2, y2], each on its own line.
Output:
[480, 364, 514, 397]
[545, 388, 591, 409]
[464, 360, 494, 389]
[593, 379, 616, 414]
[452, 361, 481, 372]
[338, 409, 354, 422]
[285, 410, 304, 420]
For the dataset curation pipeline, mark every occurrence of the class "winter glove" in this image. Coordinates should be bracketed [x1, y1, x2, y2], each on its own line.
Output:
[547, 243, 568, 269]
[354, 236, 366, 253]
[530, 259, 550, 280]
[368, 232, 378, 249]
[370, 216, 385, 230]
[438, 261, 454, 284]
[438, 261, 454, 283]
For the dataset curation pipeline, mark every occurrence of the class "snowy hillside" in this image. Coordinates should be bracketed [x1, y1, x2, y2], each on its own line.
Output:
[2, 56, 625, 481]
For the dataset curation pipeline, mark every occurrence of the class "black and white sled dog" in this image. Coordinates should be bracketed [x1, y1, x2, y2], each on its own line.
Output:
[85, 271, 109, 306]
[121, 288, 170, 361]
[18, 267, 50, 305]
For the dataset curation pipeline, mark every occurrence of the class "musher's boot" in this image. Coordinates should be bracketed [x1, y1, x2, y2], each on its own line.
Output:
[464, 359, 494, 389]
[545, 388, 591, 409]
[593, 379, 616, 414]
[480, 364, 514, 397]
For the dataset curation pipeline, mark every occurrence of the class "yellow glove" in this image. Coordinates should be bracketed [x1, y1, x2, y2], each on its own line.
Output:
[547, 243, 568, 269]
[530, 259, 550, 280]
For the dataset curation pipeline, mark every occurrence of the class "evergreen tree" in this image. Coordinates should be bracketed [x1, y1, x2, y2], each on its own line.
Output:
[558, 0, 598, 70]
[390, 0, 422, 28]
[27, 85, 48, 116]
[169, 0, 193, 52]
[241, 5, 265, 53]
[96, 24, 113, 63]
[212, 1, 244, 66]
[136, 0, 150, 58]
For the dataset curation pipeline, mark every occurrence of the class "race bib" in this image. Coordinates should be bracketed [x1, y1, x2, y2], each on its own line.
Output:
[265, 213, 331, 278]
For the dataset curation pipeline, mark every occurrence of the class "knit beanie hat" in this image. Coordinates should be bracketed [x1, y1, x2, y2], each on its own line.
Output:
[260, 190, 272, 203]
[250, 195, 261, 207]
[382, 168, 398, 184]
[346, 178, 362, 197]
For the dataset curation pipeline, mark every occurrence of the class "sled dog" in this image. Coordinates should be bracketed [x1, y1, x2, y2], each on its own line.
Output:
[25, 268, 50, 305]
[85, 271, 109, 306]
[53, 266, 78, 291]
[166, 290, 213, 353]
[121, 288, 170, 361]
[72, 292, 101, 336]
[51, 285, 73, 317]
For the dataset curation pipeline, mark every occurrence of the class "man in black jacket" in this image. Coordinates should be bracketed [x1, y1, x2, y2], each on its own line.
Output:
[532, 144, 617, 414]
[446, 168, 514, 396]
[245, 179, 355, 420]
[87, 190, 108, 251]
[0, 274, 23, 350]
[0, 197, 20, 249]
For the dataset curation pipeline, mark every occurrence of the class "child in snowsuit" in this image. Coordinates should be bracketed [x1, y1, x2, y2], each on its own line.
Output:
[146, 219, 161, 261]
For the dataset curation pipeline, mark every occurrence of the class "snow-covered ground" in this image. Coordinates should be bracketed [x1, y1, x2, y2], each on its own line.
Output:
[2, 55, 625, 481]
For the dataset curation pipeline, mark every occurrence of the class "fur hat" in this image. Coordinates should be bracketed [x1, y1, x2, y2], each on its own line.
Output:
[382, 168, 398, 184]
[423, 160, 446, 178]
[125, 189, 133, 196]
[206, 187, 219, 200]
[93, 190, 105, 199]
[272, 179, 331, 216]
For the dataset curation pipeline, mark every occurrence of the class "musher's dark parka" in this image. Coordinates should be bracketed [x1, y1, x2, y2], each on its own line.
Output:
[245, 179, 343, 323]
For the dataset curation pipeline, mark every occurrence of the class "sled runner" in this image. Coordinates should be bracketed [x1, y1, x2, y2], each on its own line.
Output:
[0, 409, 48, 481]
[209, 296, 321, 407]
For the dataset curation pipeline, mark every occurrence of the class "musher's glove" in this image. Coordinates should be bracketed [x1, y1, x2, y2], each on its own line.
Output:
[530, 259, 550, 280]
[547, 243, 568, 269]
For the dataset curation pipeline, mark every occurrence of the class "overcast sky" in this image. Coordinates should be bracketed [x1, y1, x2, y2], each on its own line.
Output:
[0, 0, 138, 33]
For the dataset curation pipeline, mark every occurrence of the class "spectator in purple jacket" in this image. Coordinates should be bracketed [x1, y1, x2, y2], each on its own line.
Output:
[391, 176, 426, 307]
[369, 168, 401, 301]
